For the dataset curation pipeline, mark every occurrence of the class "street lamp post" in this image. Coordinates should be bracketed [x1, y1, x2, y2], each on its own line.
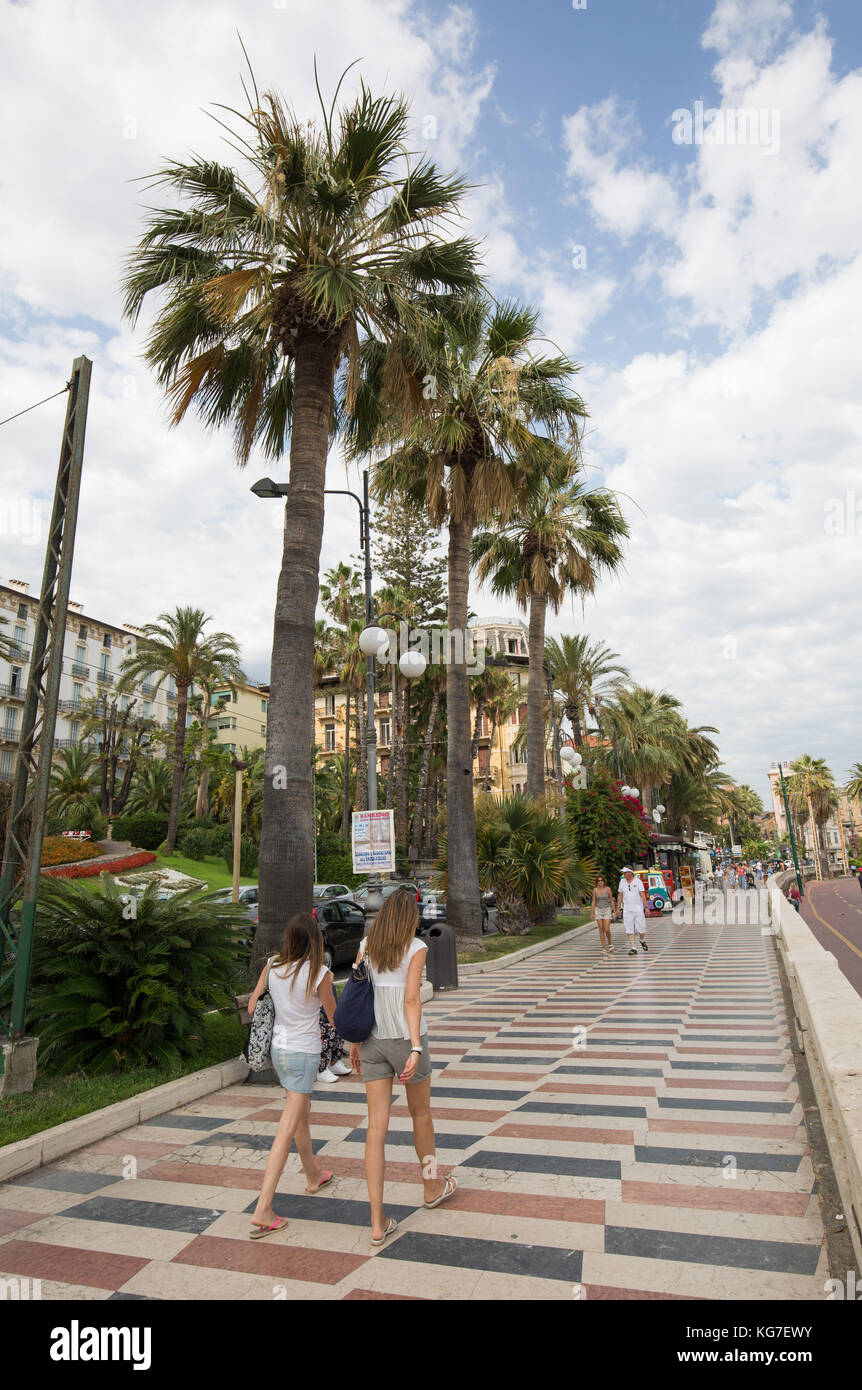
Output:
[231, 759, 248, 904]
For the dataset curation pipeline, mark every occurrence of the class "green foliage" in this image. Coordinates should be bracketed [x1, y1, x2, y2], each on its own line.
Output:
[316, 854, 361, 890]
[743, 838, 772, 861]
[28, 877, 248, 1073]
[179, 825, 231, 860]
[565, 769, 650, 884]
[111, 811, 171, 851]
[222, 835, 258, 877]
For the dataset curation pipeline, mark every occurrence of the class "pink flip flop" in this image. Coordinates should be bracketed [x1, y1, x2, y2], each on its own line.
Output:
[249, 1216, 287, 1240]
[305, 1170, 333, 1195]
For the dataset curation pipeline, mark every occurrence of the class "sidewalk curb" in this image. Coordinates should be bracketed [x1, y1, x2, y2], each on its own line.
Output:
[0, 1056, 250, 1184]
[458, 919, 595, 975]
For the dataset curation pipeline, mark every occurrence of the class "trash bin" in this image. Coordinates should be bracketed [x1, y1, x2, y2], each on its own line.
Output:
[419, 923, 459, 990]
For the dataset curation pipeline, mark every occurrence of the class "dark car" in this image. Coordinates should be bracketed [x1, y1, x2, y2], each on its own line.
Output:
[417, 888, 490, 933]
[247, 897, 366, 969]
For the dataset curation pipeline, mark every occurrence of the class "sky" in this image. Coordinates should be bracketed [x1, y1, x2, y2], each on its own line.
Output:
[1, 0, 860, 805]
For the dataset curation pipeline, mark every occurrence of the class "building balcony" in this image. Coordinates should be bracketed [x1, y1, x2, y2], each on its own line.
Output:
[71, 663, 89, 678]
[58, 699, 83, 713]
[0, 684, 26, 701]
[53, 737, 80, 749]
[9, 644, 30, 662]
[166, 690, 178, 703]
[1, 727, 21, 745]
[142, 683, 155, 696]
[96, 671, 114, 686]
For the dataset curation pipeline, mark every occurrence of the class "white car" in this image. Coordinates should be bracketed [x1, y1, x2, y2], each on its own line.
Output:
[313, 882, 352, 900]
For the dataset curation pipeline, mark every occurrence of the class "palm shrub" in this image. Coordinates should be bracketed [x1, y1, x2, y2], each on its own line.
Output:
[438, 794, 595, 935]
[29, 877, 249, 1073]
[222, 835, 258, 877]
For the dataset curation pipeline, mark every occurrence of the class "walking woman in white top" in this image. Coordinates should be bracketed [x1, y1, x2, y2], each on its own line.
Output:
[247, 913, 336, 1238]
[349, 891, 457, 1245]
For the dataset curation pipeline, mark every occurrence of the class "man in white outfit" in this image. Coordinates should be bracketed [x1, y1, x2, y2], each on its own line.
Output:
[616, 866, 648, 956]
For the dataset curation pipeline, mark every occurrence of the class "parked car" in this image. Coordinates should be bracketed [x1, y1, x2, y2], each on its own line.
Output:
[312, 897, 367, 970]
[210, 885, 259, 920]
[349, 880, 417, 911]
[313, 882, 352, 900]
[417, 888, 490, 933]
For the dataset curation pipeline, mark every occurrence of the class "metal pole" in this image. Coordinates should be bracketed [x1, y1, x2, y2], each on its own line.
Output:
[1, 356, 91, 1039]
[231, 759, 247, 903]
[363, 469, 378, 813]
[778, 762, 804, 896]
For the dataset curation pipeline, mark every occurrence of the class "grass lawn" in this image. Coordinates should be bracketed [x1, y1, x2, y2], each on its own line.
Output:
[73, 852, 256, 895]
[457, 911, 591, 964]
[1, 1011, 248, 1149]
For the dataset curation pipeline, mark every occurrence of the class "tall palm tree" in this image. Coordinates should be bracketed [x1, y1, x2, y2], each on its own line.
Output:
[845, 763, 862, 807]
[119, 607, 243, 853]
[473, 454, 628, 800]
[595, 686, 691, 815]
[788, 755, 839, 880]
[546, 635, 628, 749]
[123, 66, 479, 967]
[359, 297, 585, 943]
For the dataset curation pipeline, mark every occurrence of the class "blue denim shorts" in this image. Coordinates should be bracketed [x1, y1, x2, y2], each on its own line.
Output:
[270, 1046, 321, 1094]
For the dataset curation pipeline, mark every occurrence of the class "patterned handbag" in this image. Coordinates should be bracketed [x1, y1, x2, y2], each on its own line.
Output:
[245, 958, 276, 1071]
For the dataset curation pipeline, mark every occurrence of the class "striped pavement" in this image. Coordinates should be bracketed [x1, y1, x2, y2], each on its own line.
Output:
[0, 919, 829, 1300]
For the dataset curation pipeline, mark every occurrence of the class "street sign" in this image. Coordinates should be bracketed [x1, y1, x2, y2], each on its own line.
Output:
[351, 809, 395, 875]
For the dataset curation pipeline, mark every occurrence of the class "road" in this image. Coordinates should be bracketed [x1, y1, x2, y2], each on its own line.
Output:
[797, 875, 862, 1000]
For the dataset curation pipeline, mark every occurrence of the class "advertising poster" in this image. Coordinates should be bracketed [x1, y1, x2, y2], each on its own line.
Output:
[351, 809, 395, 875]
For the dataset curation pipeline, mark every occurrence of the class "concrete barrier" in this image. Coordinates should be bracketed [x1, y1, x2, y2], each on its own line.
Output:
[769, 873, 862, 1270]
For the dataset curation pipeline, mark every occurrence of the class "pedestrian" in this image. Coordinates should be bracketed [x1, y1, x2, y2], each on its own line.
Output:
[317, 1010, 353, 1083]
[787, 882, 802, 913]
[857, 867, 862, 895]
[616, 866, 648, 955]
[349, 890, 456, 1245]
[247, 913, 336, 1239]
[591, 874, 615, 957]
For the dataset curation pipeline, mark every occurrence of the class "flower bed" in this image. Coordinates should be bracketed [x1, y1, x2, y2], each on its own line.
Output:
[40, 835, 103, 867]
[42, 851, 157, 879]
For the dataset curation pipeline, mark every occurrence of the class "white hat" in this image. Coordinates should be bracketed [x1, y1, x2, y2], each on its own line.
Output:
[622, 865, 634, 873]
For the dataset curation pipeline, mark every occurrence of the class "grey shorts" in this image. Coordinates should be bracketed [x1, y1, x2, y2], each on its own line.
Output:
[359, 1033, 431, 1084]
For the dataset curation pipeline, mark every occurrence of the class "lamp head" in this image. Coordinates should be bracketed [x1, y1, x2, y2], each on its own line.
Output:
[359, 625, 389, 659]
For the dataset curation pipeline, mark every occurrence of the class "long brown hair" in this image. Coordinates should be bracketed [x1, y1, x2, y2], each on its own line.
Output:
[272, 913, 324, 999]
[366, 891, 419, 973]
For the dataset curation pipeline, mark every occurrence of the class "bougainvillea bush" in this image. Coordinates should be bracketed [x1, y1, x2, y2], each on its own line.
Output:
[565, 769, 650, 885]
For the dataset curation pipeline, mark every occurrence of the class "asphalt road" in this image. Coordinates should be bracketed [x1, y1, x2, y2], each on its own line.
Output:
[798, 875, 862, 1000]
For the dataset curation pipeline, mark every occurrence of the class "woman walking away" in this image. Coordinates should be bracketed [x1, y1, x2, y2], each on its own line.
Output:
[591, 875, 614, 956]
[349, 891, 457, 1245]
[247, 913, 336, 1238]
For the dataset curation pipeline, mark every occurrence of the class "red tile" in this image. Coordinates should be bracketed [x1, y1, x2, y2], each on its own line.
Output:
[445, 1188, 605, 1223]
[675, 1047, 783, 1056]
[585, 1284, 703, 1300]
[144, 1161, 264, 1190]
[343, 1288, 425, 1299]
[540, 1082, 655, 1097]
[439, 1069, 545, 1082]
[621, 1180, 810, 1216]
[492, 1123, 634, 1147]
[0, 1240, 148, 1291]
[648, 1117, 799, 1139]
[0, 1209, 47, 1236]
[390, 1106, 506, 1122]
[173, 1234, 368, 1283]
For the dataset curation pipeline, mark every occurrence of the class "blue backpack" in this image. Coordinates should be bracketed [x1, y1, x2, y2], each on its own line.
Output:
[333, 953, 375, 1043]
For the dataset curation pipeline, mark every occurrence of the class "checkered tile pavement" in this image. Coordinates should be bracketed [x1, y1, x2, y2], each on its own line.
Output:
[0, 921, 829, 1300]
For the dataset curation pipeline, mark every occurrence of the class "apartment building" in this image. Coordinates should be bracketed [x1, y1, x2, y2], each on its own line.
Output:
[208, 680, 270, 755]
[0, 578, 179, 780]
[313, 617, 557, 799]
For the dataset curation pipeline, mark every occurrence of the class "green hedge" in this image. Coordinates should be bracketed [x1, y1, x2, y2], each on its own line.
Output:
[179, 825, 232, 860]
[111, 811, 171, 851]
[223, 835, 258, 877]
[316, 853, 361, 889]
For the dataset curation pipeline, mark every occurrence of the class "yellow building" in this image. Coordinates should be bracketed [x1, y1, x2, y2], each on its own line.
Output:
[209, 680, 270, 755]
[312, 618, 559, 799]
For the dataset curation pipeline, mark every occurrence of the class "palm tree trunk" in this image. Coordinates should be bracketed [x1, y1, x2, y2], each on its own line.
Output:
[256, 331, 339, 970]
[411, 687, 439, 856]
[356, 687, 367, 814]
[195, 692, 212, 820]
[526, 590, 548, 801]
[571, 705, 584, 749]
[396, 678, 411, 848]
[447, 512, 483, 943]
[165, 687, 189, 853]
[423, 772, 438, 859]
[340, 685, 351, 840]
[807, 794, 823, 879]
